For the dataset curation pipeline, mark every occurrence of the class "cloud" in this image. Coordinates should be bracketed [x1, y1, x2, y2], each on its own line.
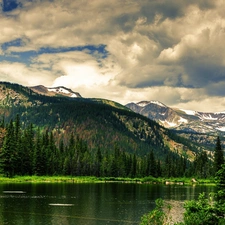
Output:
[1, 0, 225, 111]
[0, 62, 54, 86]
[24, 50, 121, 99]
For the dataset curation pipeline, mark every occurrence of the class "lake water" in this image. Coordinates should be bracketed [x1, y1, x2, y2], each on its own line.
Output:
[0, 182, 215, 224]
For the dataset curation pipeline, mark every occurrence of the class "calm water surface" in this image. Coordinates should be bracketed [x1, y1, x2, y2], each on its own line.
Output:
[0, 182, 215, 225]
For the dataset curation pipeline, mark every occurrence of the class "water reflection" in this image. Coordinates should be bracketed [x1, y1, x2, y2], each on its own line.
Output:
[0, 183, 215, 224]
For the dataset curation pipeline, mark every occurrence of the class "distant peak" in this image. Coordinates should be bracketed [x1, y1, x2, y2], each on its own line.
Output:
[30, 85, 48, 93]
[30, 85, 82, 98]
[48, 86, 82, 98]
[136, 101, 150, 107]
[179, 109, 197, 116]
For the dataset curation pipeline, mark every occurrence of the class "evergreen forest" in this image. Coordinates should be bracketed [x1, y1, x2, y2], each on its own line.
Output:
[0, 115, 221, 179]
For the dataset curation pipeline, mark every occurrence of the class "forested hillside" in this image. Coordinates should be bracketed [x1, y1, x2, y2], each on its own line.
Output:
[0, 82, 217, 178]
[0, 115, 215, 178]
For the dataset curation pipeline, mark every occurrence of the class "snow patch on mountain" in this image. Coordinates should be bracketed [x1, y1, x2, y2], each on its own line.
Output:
[201, 114, 218, 120]
[216, 127, 225, 131]
[178, 117, 188, 123]
[160, 117, 188, 128]
[180, 109, 196, 115]
[215, 111, 225, 114]
[48, 87, 70, 94]
[160, 120, 177, 127]
[126, 100, 225, 133]
[137, 101, 149, 107]
[137, 100, 166, 108]
[48, 87, 79, 97]
[150, 100, 166, 107]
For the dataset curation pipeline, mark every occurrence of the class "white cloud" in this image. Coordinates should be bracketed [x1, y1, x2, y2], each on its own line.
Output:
[0, 62, 54, 86]
[1, 0, 225, 112]
[53, 63, 109, 87]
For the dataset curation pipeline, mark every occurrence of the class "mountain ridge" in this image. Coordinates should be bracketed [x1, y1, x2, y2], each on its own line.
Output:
[126, 100, 225, 135]
[0, 81, 207, 162]
[30, 85, 82, 98]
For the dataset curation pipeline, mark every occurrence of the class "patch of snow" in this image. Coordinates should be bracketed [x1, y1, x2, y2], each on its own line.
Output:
[48, 87, 70, 94]
[137, 102, 150, 107]
[201, 114, 218, 120]
[48, 87, 78, 97]
[137, 100, 166, 108]
[215, 111, 225, 114]
[71, 93, 78, 98]
[162, 120, 177, 127]
[150, 100, 166, 107]
[180, 109, 196, 115]
[166, 121, 177, 127]
[178, 117, 188, 123]
[216, 127, 225, 132]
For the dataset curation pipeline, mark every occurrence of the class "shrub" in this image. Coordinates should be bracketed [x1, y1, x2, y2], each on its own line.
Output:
[140, 198, 172, 225]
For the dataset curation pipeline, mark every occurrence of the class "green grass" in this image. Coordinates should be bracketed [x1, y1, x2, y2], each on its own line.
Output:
[0, 176, 100, 183]
[0, 175, 216, 185]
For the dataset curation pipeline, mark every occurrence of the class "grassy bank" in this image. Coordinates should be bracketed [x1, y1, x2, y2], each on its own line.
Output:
[0, 175, 216, 185]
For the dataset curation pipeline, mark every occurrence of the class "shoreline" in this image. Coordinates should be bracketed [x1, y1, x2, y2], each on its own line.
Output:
[0, 175, 216, 185]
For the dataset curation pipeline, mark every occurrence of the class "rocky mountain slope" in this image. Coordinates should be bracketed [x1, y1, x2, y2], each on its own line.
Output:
[126, 101, 225, 135]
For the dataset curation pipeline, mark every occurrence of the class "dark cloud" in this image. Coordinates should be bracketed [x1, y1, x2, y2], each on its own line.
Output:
[140, 0, 216, 23]
[141, 1, 184, 22]
[182, 61, 225, 89]
[205, 81, 225, 96]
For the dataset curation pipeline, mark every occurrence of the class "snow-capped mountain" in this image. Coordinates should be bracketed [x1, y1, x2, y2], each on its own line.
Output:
[30, 85, 82, 98]
[126, 100, 225, 134]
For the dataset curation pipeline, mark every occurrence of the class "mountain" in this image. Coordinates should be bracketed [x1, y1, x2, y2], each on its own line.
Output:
[126, 101, 182, 128]
[126, 101, 225, 134]
[125, 100, 225, 148]
[30, 85, 82, 98]
[0, 82, 207, 162]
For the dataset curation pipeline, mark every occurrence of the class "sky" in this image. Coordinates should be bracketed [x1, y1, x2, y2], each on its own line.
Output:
[1, 0, 225, 112]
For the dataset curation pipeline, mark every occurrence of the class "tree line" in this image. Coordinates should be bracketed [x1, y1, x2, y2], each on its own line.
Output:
[0, 115, 223, 178]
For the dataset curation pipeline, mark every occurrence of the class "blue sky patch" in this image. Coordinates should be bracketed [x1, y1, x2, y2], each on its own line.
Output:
[2, 0, 20, 12]
[37, 45, 108, 58]
[1, 41, 109, 65]
[2, 38, 24, 51]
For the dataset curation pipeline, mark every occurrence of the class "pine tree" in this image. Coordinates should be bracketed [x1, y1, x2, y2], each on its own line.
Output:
[110, 145, 120, 177]
[147, 150, 156, 177]
[67, 133, 76, 176]
[48, 131, 57, 175]
[164, 153, 172, 177]
[0, 120, 17, 177]
[94, 147, 102, 177]
[214, 136, 224, 174]
[33, 128, 44, 175]
[101, 150, 110, 177]
[130, 154, 137, 178]
[156, 160, 161, 177]
[215, 164, 225, 210]
[20, 123, 34, 175]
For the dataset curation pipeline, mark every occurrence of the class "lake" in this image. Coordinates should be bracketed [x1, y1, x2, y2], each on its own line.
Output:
[0, 182, 215, 224]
